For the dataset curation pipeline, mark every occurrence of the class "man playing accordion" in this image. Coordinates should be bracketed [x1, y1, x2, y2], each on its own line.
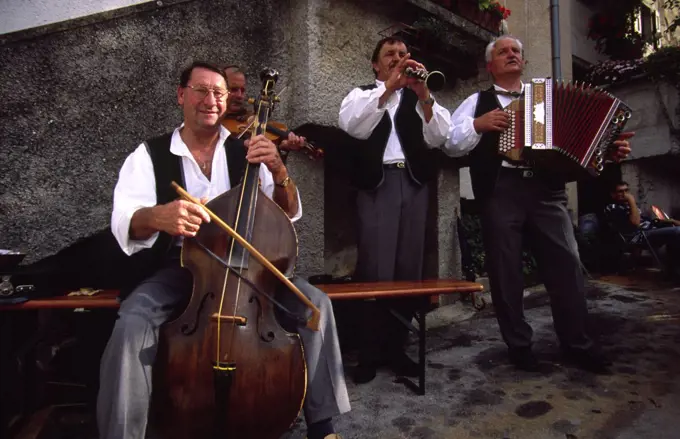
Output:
[443, 35, 632, 374]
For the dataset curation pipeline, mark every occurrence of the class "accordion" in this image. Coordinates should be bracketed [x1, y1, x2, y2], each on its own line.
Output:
[498, 78, 632, 180]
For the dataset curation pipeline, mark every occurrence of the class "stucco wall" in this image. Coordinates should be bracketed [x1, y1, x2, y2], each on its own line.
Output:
[611, 80, 680, 160]
[0, 0, 152, 35]
[617, 78, 680, 219]
[622, 156, 680, 220]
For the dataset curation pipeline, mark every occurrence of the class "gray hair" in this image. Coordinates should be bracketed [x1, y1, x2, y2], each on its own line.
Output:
[484, 35, 524, 63]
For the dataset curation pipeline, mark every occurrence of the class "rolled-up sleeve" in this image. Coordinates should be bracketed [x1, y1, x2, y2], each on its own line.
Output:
[443, 93, 483, 157]
[415, 98, 451, 147]
[111, 144, 159, 255]
[338, 84, 398, 139]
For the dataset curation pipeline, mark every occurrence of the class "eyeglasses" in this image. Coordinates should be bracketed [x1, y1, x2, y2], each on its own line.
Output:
[186, 85, 229, 101]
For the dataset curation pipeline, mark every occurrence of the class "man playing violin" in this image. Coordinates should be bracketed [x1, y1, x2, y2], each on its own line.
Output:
[338, 36, 451, 384]
[97, 61, 349, 439]
[222, 64, 309, 157]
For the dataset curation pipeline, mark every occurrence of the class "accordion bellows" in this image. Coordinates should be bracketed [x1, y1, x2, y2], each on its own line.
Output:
[499, 78, 632, 181]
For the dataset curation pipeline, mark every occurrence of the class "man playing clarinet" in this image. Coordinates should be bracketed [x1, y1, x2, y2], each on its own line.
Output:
[338, 36, 451, 384]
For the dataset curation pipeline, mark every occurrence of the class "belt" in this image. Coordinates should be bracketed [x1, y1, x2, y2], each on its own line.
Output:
[384, 162, 406, 169]
[500, 166, 535, 178]
[499, 166, 566, 189]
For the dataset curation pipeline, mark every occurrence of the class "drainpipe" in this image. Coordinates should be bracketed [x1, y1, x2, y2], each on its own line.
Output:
[550, 0, 562, 80]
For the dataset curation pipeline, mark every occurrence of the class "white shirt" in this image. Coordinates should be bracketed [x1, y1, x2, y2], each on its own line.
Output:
[111, 125, 302, 256]
[338, 80, 451, 163]
[443, 83, 527, 168]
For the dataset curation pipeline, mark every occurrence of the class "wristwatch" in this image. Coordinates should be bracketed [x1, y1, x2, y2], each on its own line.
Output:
[420, 96, 435, 106]
[276, 175, 291, 188]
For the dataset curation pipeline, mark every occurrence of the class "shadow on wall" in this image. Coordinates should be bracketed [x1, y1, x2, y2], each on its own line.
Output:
[292, 123, 360, 277]
[294, 123, 444, 280]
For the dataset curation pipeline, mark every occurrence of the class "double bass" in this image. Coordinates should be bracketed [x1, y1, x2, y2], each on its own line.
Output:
[151, 68, 320, 438]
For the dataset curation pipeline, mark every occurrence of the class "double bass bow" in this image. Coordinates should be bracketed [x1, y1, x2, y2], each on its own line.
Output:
[152, 67, 319, 439]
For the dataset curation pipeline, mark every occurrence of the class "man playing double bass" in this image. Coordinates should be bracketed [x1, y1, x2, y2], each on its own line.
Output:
[97, 61, 349, 439]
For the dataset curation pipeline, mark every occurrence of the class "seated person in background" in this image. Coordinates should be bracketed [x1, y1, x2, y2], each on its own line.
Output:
[603, 181, 680, 280]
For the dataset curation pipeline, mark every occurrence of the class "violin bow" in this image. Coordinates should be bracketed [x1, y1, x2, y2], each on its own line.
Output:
[171, 181, 321, 331]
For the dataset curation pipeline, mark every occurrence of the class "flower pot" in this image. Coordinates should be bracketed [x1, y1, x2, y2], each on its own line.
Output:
[456, 0, 480, 22]
[480, 13, 502, 33]
[455, 0, 502, 33]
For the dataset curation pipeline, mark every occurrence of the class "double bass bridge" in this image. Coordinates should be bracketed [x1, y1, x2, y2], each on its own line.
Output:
[211, 313, 247, 325]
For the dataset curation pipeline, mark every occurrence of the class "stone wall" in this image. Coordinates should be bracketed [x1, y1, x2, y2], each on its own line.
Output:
[613, 80, 680, 160]
[622, 156, 680, 219]
[617, 79, 680, 218]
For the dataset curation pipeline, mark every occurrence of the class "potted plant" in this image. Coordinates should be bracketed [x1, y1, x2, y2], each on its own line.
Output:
[455, 0, 510, 33]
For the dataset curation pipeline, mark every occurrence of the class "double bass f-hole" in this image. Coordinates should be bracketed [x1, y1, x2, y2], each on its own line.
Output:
[249, 295, 276, 342]
[180, 291, 215, 335]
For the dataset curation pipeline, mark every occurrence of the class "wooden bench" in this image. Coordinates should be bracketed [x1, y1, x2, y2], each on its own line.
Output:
[0, 279, 484, 395]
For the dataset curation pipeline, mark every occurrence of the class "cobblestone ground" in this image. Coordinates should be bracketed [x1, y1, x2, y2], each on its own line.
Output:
[22, 277, 680, 439]
[286, 277, 680, 439]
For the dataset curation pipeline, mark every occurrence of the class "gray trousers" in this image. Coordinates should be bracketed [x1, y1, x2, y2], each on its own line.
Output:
[97, 264, 350, 439]
[354, 168, 429, 362]
[355, 168, 429, 282]
[480, 168, 593, 352]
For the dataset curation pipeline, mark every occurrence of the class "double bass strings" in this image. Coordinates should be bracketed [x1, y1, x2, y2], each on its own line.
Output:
[220, 97, 270, 367]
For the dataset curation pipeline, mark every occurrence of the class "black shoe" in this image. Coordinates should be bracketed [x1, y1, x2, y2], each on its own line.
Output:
[508, 347, 541, 372]
[353, 363, 377, 384]
[562, 347, 612, 375]
[389, 351, 419, 377]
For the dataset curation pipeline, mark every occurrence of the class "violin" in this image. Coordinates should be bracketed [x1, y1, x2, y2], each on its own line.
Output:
[152, 68, 320, 439]
[223, 111, 324, 160]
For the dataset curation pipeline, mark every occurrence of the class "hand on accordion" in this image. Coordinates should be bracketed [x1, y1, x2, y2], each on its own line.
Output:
[473, 109, 510, 134]
[608, 131, 635, 163]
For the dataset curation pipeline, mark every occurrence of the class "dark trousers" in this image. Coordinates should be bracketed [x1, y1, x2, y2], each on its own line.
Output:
[354, 168, 429, 363]
[480, 168, 593, 352]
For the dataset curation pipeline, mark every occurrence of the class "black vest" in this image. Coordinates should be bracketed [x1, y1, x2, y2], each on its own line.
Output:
[350, 85, 436, 190]
[141, 131, 248, 256]
[468, 88, 505, 202]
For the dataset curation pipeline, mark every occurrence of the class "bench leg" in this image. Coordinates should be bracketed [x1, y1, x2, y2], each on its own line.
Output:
[388, 300, 427, 396]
